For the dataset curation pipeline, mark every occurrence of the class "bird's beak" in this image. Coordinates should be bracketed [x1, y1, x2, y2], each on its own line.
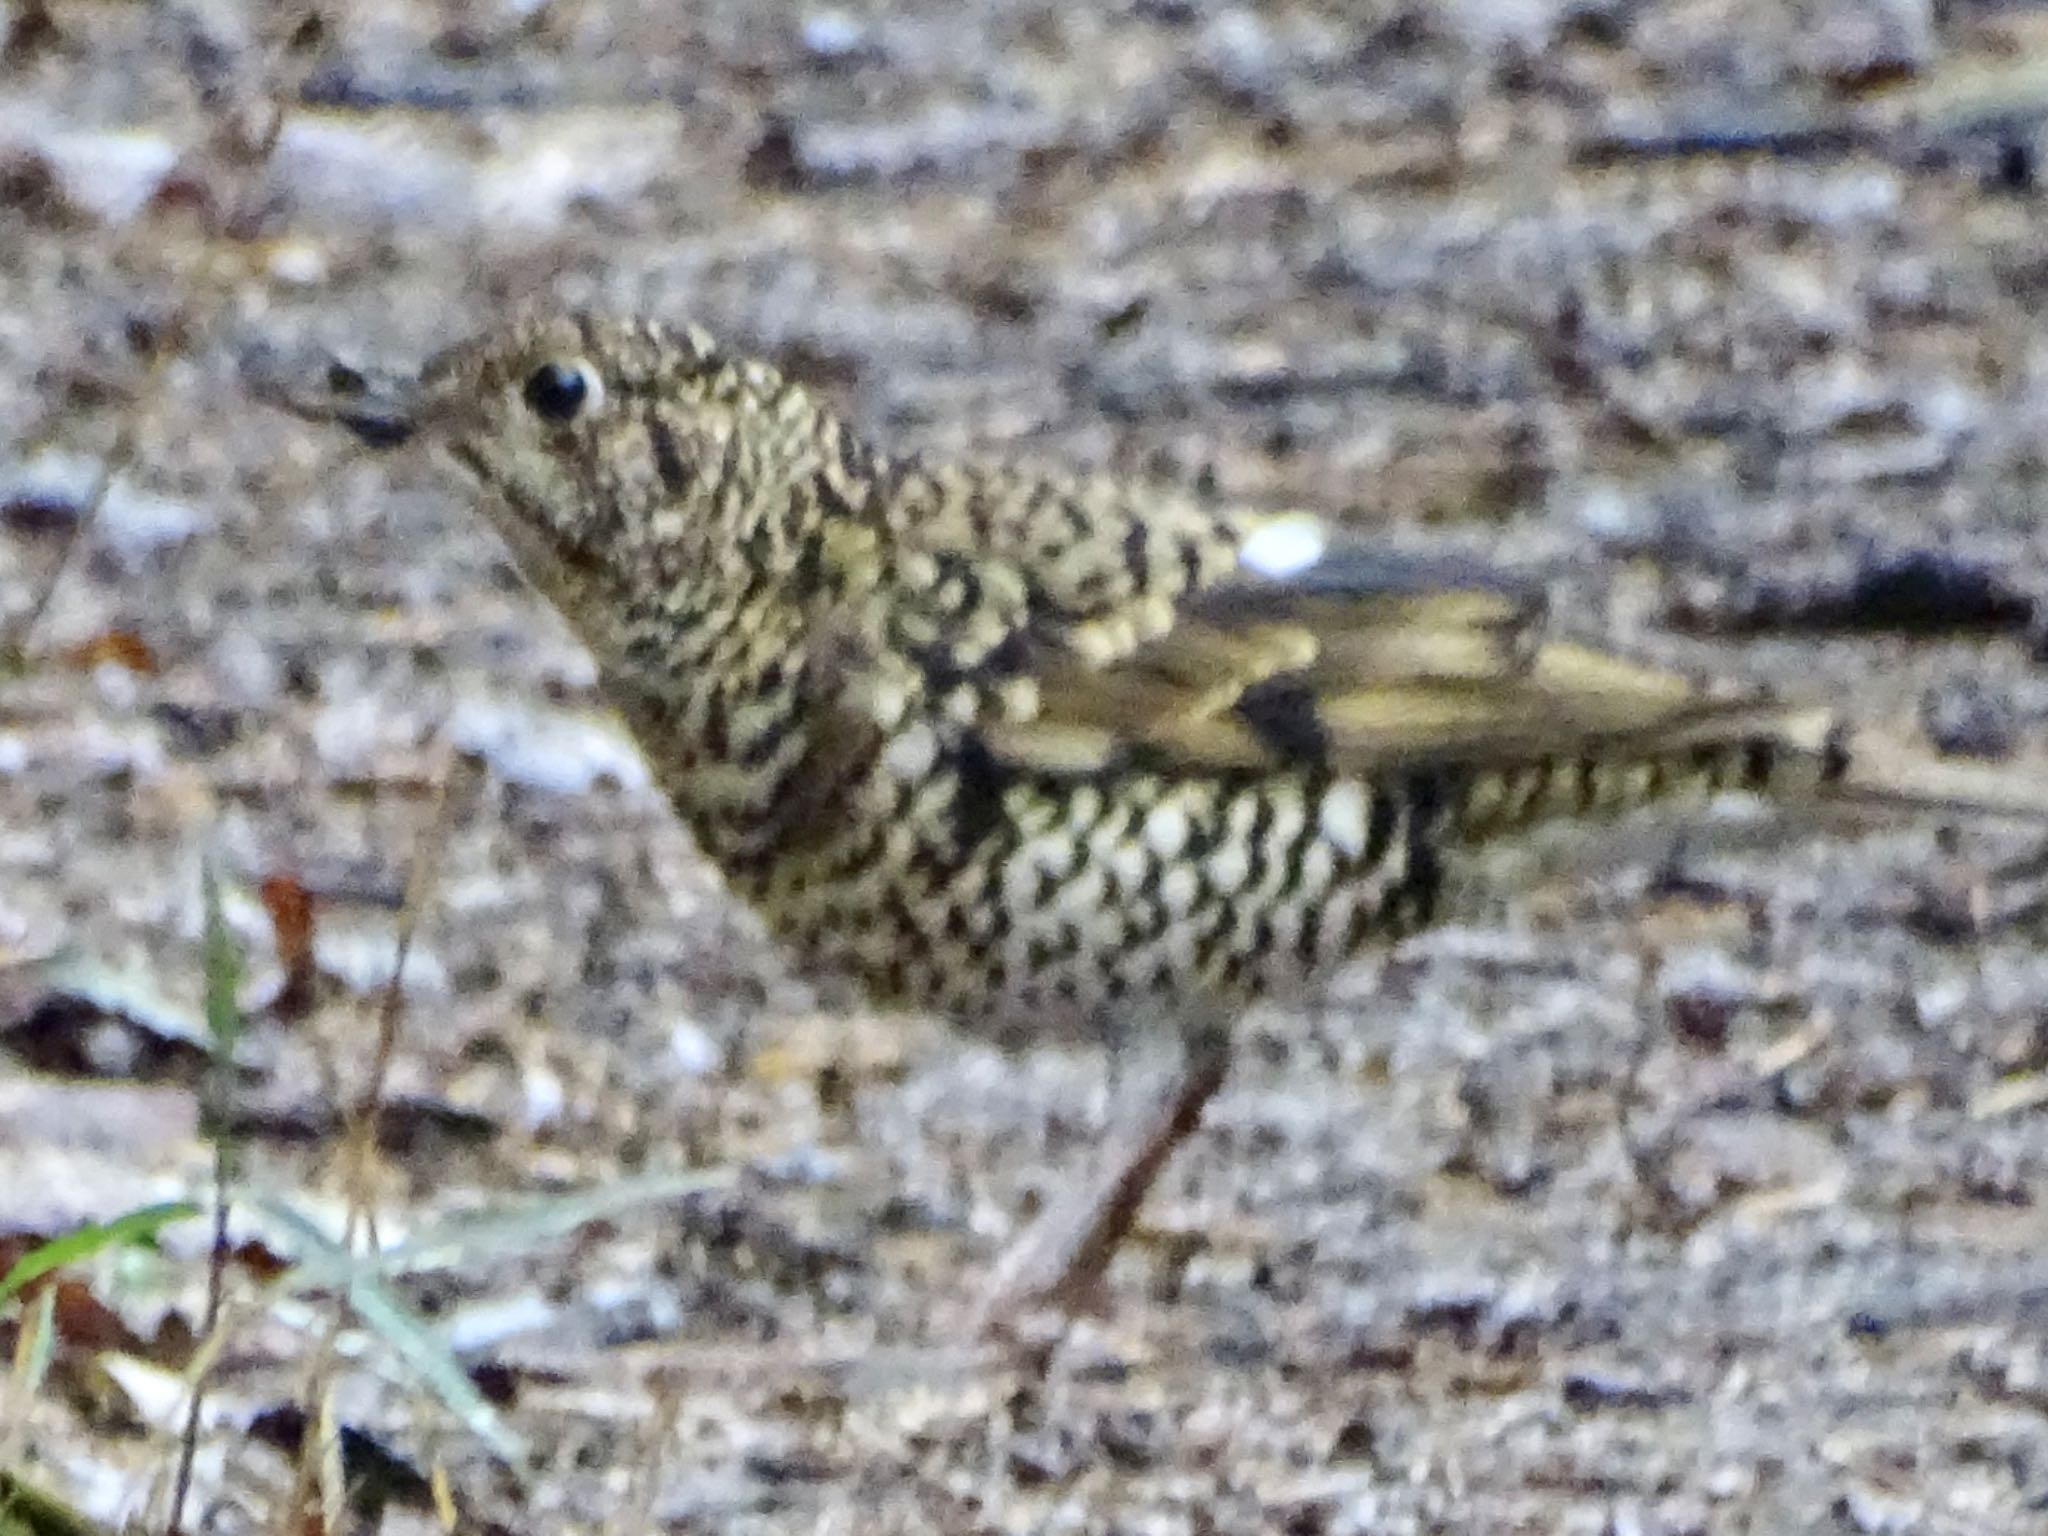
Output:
[241, 342, 434, 449]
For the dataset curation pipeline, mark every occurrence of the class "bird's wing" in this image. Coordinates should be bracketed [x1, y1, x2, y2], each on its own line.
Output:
[819, 474, 2048, 825]
[973, 508, 1807, 781]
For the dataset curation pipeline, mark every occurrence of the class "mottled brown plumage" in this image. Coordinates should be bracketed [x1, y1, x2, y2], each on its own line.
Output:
[258, 311, 2048, 1323]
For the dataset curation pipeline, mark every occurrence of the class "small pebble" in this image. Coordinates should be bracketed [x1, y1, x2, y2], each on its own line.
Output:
[1561, 1369, 1688, 1412]
[669, 1017, 720, 1076]
[799, 11, 868, 60]
[1919, 679, 2015, 761]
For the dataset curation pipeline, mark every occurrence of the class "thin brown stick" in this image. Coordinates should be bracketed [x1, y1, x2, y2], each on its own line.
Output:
[315, 1386, 346, 1536]
[275, 750, 470, 1536]
[9, 0, 321, 664]
[154, 12, 332, 1532]
[0, 0, 313, 669]
[617, 1369, 687, 1536]
[344, 751, 471, 1243]
[1, 1287, 58, 1474]
[3, 442, 117, 668]
[167, 861, 245, 1536]
[163, 1153, 234, 1535]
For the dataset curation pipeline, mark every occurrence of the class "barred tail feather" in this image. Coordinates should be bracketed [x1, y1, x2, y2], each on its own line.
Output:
[1447, 701, 2048, 844]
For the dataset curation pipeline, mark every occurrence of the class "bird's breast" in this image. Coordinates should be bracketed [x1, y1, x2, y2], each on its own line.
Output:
[736, 741, 1455, 1051]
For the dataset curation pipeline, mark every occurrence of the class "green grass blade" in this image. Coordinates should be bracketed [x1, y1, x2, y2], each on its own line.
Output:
[257, 1167, 739, 1288]
[0, 1471, 108, 1536]
[0, 1202, 199, 1309]
[199, 862, 244, 1063]
[15, 1286, 56, 1396]
[259, 1202, 531, 1470]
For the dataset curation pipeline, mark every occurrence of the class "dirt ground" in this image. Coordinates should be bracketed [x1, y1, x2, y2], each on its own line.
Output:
[11, 1, 2048, 1532]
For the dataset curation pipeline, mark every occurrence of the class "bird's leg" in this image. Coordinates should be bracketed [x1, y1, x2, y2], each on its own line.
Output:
[974, 1023, 1233, 1338]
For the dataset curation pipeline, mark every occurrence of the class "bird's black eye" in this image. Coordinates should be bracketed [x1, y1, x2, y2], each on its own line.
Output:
[522, 360, 595, 423]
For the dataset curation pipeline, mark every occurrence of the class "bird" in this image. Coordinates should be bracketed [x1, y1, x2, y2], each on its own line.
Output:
[252, 310, 2048, 1331]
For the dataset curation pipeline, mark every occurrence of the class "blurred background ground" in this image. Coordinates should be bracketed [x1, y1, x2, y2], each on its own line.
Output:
[9, 1, 2048, 1532]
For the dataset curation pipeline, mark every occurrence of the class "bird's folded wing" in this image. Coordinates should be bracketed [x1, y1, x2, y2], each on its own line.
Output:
[845, 494, 2048, 823]
[983, 511, 1795, 780]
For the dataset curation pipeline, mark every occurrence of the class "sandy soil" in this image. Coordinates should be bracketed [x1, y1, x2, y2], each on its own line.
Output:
[9, 2, 2048, 1531]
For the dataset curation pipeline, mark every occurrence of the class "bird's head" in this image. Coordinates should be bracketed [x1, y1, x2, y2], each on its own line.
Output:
[251, 311, 837, 616]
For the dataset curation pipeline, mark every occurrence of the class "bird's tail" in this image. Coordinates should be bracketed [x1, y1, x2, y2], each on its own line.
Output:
[1437, 667, 2048, 843]
[1820, 717, 2048, 823]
